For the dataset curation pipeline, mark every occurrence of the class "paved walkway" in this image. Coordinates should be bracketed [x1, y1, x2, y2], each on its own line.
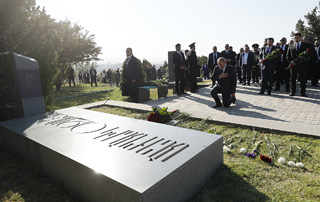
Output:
[77, 83, 320, 137]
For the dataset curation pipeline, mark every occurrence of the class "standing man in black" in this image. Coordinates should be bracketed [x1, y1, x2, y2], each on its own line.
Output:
[274, 37, 290, 92]
[90, 65, 97, 87]
[172, 43, 187, 95]
[124, 47, 139, 102]
[241, 44, 255, 86]
[303, 36, 318, 87]
[208, 46, 220, 73]
[259, 38, 278, 95]
[235, 47, 244, 83]
[252, 44, 260, 84]
[211, 57, 237, 108]
[287, 33, 309, 97]
[315, 40, 320, 86]
[68, 65, 76, 87]
[221, 44, 236, 67]
[187, 42, 198, 93]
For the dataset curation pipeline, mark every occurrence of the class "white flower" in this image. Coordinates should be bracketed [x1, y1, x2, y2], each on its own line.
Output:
[296, 162, 304, 168]
[288, 161, 296, 167]
[240, 148, 247, 154]
[223, 145, 231, 153]
[278, 157, 286, 165]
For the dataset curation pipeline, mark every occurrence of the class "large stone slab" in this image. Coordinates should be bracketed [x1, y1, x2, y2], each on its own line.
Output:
[0, 107, 223, 202]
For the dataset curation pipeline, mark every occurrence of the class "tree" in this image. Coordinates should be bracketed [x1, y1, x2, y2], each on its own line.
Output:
[293, 2, 320, 41]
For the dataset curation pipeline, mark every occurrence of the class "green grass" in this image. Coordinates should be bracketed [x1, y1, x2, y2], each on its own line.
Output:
[49, 83, 173, 111]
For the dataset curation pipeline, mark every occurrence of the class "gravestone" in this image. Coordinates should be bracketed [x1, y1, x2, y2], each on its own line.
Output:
[0, 107, 223, 202]
[168, 51, 175, 82]
[13, 53, 45, 118]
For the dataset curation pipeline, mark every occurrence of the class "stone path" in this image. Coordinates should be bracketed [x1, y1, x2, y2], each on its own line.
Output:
[77, 83, 320, 137]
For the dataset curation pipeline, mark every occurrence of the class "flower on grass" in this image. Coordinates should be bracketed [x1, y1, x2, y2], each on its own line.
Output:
[296, 162, 304, 168]
[240, 148, 247, 154]
[278, 157, 286, 165]
[223, 145, 231, 153]
[288, 161, 296, 167]
[246, 153, 257, 159]
[260, 155, 272, 163]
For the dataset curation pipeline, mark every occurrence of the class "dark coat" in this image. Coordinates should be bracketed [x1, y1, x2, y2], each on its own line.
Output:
[208, 52, 221, 70]
[211, 65, 237, 94]
[172, 51, 186, 72]
[90, 69, 97, 78]
[241, 51, 255, 68]
[221, 50, 236, 66]
[125, 55, 138, 82]
[286, 42, 309, 63]
[187, 51, 198, 69]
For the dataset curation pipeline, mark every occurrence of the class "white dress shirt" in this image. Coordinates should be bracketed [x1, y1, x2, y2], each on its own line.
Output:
[243, 52, 249, 65]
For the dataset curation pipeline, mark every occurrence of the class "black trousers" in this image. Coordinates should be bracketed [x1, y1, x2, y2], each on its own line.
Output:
[211, 85, 231, 107]
[130, 82, 139, 103]
[252, 66, 259, 83]
[175, 69, 186, 94]
[276, 62, 290, 90]
[236, 66, 242, 83]
[68, 76, 75, 86]
[190, 67, 197, 91]
[91, 76, 97, 86]
[311, 61, 319, 85]
[261, 65, 276, 93]
[242, 65, 251, 84]
[291, 64, 307, 94]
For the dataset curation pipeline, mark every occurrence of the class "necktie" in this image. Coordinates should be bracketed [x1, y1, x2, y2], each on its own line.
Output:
[297, 43, 300, 51]
[213, 53, 216, 64]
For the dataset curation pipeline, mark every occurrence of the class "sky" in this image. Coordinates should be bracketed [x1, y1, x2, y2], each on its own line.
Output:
[36, 0, 319, 64]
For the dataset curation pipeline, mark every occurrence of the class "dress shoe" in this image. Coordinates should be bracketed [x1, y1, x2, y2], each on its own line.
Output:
[273, 88, 280, 91]
[213, 104, 222, 108]
[243, 83, 246, 85]
[248, 83, 250, 86]
[182, 92, 188, 95]
[267, 91, 271, 95]
[177, 93, 181, 95]
[258, 92, 264, 95]
[190, 90, 197, 93]
[231, 96, 236, 104]
[301, 93, 308, 97]
[289, 92, 296, 96]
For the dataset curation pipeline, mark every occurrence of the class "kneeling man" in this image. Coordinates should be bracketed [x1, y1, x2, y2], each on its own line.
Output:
[211, 57, 237, 108]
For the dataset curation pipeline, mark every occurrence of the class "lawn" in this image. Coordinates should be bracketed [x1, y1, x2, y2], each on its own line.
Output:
[49, 83, 174, 111]
[1, 106, 319, 202]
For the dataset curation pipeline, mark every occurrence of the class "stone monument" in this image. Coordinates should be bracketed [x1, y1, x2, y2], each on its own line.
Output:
[13, 53, 45, 118]
[0, 107, 223, 202]
[168, 51, 175, 82]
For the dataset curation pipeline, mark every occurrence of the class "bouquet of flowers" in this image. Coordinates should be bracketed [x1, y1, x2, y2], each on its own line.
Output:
[147, 107, 178, 123]
[258, 48, 285, 65]
[286, 48, 314, 70]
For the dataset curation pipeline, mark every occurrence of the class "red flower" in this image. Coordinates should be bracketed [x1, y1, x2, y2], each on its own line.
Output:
[260, 155, 272, 163]
[147, 113, 163, 123]
[171, 110, 179, 114]
[279, 49, 285, 55]
[306, 48, 314, 55]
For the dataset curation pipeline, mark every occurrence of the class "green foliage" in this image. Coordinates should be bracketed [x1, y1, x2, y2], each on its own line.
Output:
[293, 2, 320, 40]
[0, 0, 101, 117]
[142, 59, 152, 68]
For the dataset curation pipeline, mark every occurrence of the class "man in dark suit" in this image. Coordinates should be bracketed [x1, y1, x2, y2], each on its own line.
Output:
[259, 38, 278, 95]
[172, 43, 187, 95]
[303, 36, 318, 87]
[221, 44, 236, 67]
[252, 44, 260, 84]
[235, 48, 244, 83]
[124, 47, 139, 102]
[274, 37, 290, 92]
[241, 44, 255, 85]
[315, 40, 320, 85]
[211, 57, 237, 108]
[90, 65, 97, 87]
[187, 42, 198, 93]
[286, 33, 309, 97]
[208, 46, 220, 72]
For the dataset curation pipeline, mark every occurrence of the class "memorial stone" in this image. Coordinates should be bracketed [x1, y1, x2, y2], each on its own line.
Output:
[168, 51, 175, 82]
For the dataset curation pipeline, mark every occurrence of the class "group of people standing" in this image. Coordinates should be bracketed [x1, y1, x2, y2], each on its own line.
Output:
[145, 65, 163, 81]
[173, 32, 320, 107]
[77, 66, 98, 87]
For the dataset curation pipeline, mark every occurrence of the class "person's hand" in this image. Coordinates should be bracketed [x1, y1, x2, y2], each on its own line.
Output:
[132, 79, 136, 83]
[226, 59, 231, 63]
[219, 72, 228, 79]
[180, 66, 185, 70]
[252, 66, 256, 69]
[291, 61, 296, 66]
[231, 93, 235, 97]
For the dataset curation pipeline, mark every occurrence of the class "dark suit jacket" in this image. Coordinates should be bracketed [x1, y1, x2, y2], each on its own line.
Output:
[278, 44, 289, 66]
[125, 55, 138, 81]
[172, 51, 186, 72]
[241, 51, 255, 68]
[286, 42, 309, 63]
[208, 52, 220, 70]
[90, 69, 97, 78]
[221, 50, 236, 66]
[188, 51, 198, 69]
[264, 45, 278, 67]
[211, 65, 237, 94]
